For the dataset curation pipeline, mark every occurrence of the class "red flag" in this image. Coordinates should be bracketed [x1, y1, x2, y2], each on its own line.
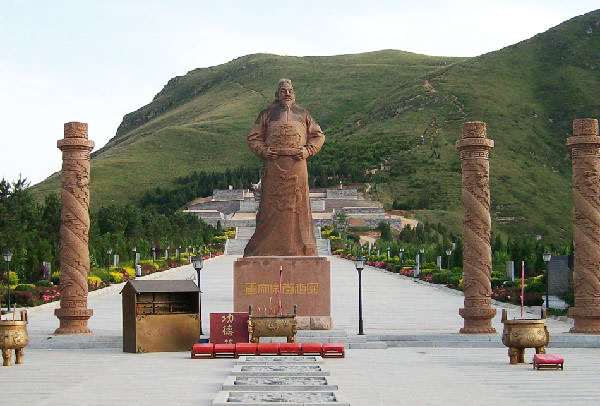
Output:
[278, 266, 283, 315]
[521, 261, 525, 318]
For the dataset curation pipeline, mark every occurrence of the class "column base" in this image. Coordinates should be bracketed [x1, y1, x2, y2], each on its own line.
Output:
[569, 306, 600, 334]
[54, 308, 93, 335]
[459, 307, 496, 334]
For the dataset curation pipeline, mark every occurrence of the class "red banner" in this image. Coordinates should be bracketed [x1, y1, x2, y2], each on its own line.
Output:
[209, 312, 249, 344]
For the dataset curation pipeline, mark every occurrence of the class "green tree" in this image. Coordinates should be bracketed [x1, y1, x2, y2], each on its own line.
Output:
[377, 221, 392, 241]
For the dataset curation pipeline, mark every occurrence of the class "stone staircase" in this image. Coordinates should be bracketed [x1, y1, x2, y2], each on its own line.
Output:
[317, 238, 331, 256]
[251, 329, 385, 349]
[225, 226, 330, 256]
[236, 226, 256, 239]
[225, 239, 250, 255]
[213, 353, 350, 405]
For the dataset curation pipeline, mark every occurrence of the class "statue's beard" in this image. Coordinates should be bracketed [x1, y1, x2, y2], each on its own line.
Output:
[280, 97, 295, 110]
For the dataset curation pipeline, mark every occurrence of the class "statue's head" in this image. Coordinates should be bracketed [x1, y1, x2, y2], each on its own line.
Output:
[275, 78, 295, 108]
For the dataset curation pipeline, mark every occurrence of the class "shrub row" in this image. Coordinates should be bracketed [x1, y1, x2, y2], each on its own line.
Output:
[2, 285, 60, 307]
[336, 253, 546, 305]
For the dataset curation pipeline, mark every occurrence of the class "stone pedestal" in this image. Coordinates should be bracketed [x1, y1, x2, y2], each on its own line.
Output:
[54, 122, 94, 334]
[234, 257, 331, 330]
[456, 121, 496, 333]
[567, 118, 600, 334]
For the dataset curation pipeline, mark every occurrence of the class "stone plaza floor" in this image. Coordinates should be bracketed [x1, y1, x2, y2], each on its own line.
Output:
[2, 255, 599, 405]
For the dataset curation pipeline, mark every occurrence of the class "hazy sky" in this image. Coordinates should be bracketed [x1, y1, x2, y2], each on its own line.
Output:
[1, 0, 597, 185]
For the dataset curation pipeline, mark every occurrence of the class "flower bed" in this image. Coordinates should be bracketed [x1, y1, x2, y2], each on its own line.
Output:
[336, 252, 547, 306]
[6, 252, 226, 308]
[3, 285, 62, 307]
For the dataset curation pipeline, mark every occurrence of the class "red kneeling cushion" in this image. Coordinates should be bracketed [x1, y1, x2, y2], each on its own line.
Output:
[279, 342, 301, 354]
[257, 343, 280, 355]
[191, 343, 214, 358]
[534, 353, 564, 364]
[301, 342, 322, 355]
[214, 343, 236, 355]
[236, 343, 257, 356]
[322, 342, 345, 358]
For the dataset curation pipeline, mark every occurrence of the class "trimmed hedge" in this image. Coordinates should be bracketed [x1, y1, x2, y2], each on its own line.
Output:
[14, 284, 36, 292]
[35, 280, 54, 287]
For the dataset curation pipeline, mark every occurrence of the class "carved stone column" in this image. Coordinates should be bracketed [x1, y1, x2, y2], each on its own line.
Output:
[456, 121, 496, 333]
[54, 122, 94, 334]
[567, 118, 600, 334]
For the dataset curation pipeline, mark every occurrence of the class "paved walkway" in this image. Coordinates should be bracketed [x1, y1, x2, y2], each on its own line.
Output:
[22, 255, 574, 338]
[2, 255, 598, 405]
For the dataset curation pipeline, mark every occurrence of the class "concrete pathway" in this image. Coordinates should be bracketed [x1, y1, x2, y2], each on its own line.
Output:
[2, 255, 598, 405]
[23, 255, 573, 338]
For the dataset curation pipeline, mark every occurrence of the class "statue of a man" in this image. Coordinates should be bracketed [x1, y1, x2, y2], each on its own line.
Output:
[244, 78, 325, 256]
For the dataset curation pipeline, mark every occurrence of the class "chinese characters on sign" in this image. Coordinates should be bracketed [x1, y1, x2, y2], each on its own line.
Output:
[140, 325, 195, 338]
[209, 312, 249, 344]
[244, 282, 319, 295]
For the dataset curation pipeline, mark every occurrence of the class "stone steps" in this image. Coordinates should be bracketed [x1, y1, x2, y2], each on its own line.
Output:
[28, 329, 600, 349]
[236, 226, 256, 239]
[317, 238, 331, 256]
[28, 333, 122, 349]
[225, 238, 250, 255]
[225, 236, 330, 256]
[213, 354, 350, 405]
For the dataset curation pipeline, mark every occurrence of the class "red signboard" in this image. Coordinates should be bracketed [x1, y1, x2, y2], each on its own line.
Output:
[209, 312, 249, 344]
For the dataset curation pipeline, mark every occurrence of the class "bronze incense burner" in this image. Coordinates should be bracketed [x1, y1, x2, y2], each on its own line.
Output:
[501, 308, 549, 364]
[248, 305, 297, 343]
[0, 310, 29, 366]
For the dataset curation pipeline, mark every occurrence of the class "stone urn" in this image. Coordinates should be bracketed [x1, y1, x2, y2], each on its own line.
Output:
[501, 308, 549, 364]
[0, 310, 29, 366]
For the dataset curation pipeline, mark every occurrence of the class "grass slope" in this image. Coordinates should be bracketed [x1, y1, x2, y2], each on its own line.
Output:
[33, 10, 600, 245]
[367, 10, 600, 244]
[34, 50, 460, 205]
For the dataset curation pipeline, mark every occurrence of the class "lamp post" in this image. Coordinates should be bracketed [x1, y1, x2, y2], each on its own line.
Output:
[399, 248, 405, 267]
[4, 250, 12, 314]
[106, 248, 112, 284]
[192, 254, 204, 335]
[387, 246, 390, 259]
[417, 247, 425, 278]
[446, 248, 452, 271]
[543, 251, 552, 310]
[192, 254, 204, 290]
[151, 246, 156, 265]
[354, 255, 366, 335]
[132, 246, 137, 266]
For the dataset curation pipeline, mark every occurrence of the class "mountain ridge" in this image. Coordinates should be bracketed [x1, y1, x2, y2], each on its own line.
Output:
[32, 9, 600, 245]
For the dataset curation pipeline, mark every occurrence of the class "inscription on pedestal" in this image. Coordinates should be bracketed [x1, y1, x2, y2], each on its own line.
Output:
[234, 256, 331, 329]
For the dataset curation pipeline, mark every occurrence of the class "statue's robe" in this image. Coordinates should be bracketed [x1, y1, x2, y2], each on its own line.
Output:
[244, 103, 325, 256]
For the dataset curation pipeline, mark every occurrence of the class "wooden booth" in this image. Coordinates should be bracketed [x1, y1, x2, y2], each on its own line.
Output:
[121, 280, 200, 353]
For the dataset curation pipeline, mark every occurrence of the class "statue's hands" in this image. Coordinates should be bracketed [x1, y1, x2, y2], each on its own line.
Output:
[263, 147, 278, 160]
[293, 148, 309, 161]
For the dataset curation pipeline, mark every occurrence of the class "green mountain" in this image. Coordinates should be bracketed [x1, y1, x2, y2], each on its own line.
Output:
[33, 9, 600, 245]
